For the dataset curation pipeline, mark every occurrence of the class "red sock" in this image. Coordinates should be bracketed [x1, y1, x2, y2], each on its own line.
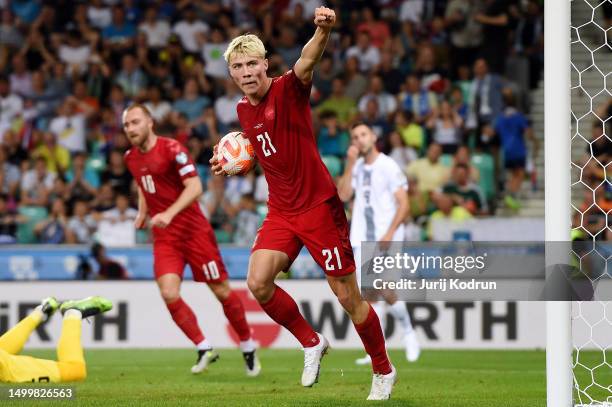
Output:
[260, 285, 319, 348]
[354, 305, 392, 375]
[221, 291, 251, 341]
[166, 298, 205, 345]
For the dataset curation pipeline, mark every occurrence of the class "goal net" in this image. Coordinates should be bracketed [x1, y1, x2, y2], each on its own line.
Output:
[569, 0, 612, 405]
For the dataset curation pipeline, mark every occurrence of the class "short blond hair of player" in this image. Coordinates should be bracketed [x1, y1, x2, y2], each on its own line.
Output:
[0, 297, 112, 383]
[223, 34, 266, 63]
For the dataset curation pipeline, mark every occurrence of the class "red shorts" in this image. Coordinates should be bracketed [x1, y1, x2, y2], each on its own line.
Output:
[252, 196, 355, 277]
[153, 226, 228, 283]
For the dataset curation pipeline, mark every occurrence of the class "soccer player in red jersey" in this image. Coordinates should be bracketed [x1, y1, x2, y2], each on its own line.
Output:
[122, 104, 261, 377]
[210, 7, 396, 400]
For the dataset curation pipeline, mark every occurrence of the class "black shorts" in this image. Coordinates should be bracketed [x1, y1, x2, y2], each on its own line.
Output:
[505, 157, 526, 170]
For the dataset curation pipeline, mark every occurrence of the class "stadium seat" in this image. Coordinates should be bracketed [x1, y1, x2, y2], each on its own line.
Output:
[439, 154, 454, 168]
[471, 153, 496, 201]
[16, 206, 49, 244]
[321, 155, 343, 178]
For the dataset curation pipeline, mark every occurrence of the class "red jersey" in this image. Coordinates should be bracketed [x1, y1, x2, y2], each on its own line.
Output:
[237, 70, 337, 214]
[124, 136, 208, 241]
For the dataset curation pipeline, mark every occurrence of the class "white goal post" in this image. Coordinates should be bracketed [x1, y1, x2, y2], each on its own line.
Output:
[547, 1, 612, 406]
[545, 0, 572, 405]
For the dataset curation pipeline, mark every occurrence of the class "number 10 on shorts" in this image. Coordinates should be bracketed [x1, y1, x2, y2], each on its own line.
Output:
[202, 261, 220, 280]
[322, 247, 342, 271]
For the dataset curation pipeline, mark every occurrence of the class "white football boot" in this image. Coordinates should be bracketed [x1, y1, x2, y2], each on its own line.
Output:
[301, 333, 329, 387]
[367, 364, 397, 400]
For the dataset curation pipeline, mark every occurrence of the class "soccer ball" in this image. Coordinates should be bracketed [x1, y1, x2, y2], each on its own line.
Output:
[217, 131, 256, 176]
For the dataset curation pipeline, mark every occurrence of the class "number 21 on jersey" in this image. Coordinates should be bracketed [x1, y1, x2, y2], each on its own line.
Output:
[256, 132, 277, 157]
[141, 175, 156, 193]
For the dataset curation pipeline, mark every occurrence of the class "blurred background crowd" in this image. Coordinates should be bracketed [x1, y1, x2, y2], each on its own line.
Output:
[0, 0, 608, 249]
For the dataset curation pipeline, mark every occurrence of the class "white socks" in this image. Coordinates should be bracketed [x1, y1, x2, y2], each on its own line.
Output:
[197, 339, 212, 350]
[389, 301, 413, 335]
[240, 338, 256, 353]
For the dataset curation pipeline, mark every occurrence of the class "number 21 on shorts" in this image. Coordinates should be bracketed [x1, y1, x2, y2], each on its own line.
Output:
[322, 247, 342, 271]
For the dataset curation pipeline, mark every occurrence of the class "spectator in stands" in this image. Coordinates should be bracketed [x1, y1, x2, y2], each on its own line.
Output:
[276, 25, 302, 68]
[445, 0, 483, 78]
[475, 0, 510, 74]
[377, 51, 403, 95]
[493, 89, 536, 210]
[343, 56, 369, 101]
[0, 9, 24, 49]
[360, 99, 391, 140]
[395, 110, 425, 152]
[0, 76, 23, 134]
[313, 55, 335, 102]
[406, 142, 450, 194]
[90, 242, 129, 279]
[414, 45, 448, 94]
[65, 152, 98, 205]
[102, 6, 136, 64]
[143, 86, 172, 125]
[71, 81, 100, 113]
[90, 182, 115, 212]
[513, 0, 544, 89]
[87, 0, 112, 30]
[57, 29, 94, 75]
[138, 5, 171, 49]
[23, 70, 63, 121]
[426, 100, 464, 154]
[356, 7, 391, 49]
[3, 129, 28, 167]
[115, 54, 147, 99]
[0, 146, 21, 199]
[32, 131, 70, 175]
[8, 54, 32, 97]
[100, 148, 132, 196]
[0, 193, 24, 244]
[388, 130, 418, 169]
[172, 78, 211, 127]
[34, 198, 69, 244]
[316, 77, 358, 127]
[67, 199, 97, 244]
[346, 31, 381, 73]
[201, 27, 230, 81]
[214, 79, 242, 134]
[449, 85, 469, 121]
[233, 193, 260, 246]
[401, 74, 438, 124]
[96, 193, 137, 247]
[427, 192, 473, 239]
[172, 5, 209, 54]
[318, 110, 350, 158]
[466, 58, 504, 131]
[48, 98, 88, 154]
[453, 145, 480, 182]
[358, 75, 398, 120]
[442, 163, 488, 215]
[20, 157, 55, 207]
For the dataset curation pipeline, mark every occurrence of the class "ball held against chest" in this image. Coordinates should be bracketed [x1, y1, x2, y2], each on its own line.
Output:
[217, 131, 256, 176]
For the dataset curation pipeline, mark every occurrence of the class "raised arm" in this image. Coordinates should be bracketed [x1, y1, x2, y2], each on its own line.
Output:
[150, 176, 203, 229]
[293, 7, 336, 85]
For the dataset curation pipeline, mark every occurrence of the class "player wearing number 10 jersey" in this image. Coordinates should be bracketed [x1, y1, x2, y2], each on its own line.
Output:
[210, 7, 396, 400]
[122, 104, 260, 377]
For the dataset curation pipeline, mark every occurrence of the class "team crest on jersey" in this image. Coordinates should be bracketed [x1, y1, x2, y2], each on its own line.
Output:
[175, 152, 188, 165]
[264, 106, 275, 121]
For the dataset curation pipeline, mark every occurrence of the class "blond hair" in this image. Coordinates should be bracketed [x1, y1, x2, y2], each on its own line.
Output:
[223, 34, 266, 63]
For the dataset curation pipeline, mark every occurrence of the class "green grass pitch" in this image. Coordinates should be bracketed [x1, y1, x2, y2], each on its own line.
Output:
[0, 349, 609, 406]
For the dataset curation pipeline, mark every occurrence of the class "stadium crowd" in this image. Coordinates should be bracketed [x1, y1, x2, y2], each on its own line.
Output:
[0, 0, 589, 247]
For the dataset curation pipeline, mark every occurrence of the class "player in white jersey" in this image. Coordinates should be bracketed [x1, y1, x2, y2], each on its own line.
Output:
[338, 123, 420, 364]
